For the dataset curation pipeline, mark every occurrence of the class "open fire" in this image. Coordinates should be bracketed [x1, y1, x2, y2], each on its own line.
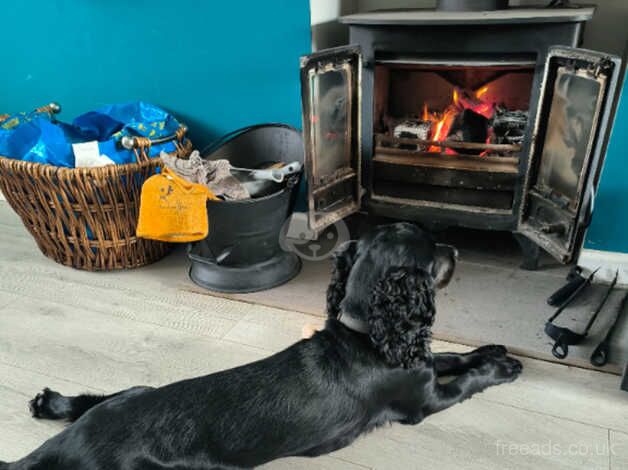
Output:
[422, 86, 496, 154]
[386, 81, 529, 157]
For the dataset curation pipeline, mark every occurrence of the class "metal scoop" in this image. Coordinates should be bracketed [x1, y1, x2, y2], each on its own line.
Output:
[230, 161, 302, 183]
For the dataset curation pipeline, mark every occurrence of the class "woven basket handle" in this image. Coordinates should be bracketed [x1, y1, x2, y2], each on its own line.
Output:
[125, 125, 188, 163]
[35, 102, 62, 116]
[1, 102, 61, 123]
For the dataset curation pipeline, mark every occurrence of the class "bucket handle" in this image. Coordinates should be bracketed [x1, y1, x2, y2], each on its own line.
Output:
[201, 123, 299, 157]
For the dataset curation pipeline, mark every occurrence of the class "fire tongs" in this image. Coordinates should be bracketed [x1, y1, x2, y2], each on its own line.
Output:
[545, 269, 618, 359]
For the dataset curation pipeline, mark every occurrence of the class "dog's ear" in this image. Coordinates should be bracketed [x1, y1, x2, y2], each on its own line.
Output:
[432, 243, 458, 289]
[367, 267, 435, 369]
[326, 240, 358, 319]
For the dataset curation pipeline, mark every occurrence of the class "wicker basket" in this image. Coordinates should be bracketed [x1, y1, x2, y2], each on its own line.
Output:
[0, 109, 193, 271]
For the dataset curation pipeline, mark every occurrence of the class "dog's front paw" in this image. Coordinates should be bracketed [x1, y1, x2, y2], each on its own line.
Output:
[490, 356, 523, 383]
[29, 387, 66, 419]
[473, 344, 507, 358]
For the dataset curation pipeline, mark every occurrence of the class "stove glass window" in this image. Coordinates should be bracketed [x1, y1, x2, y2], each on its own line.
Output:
[536, 67, 603, 208]
[309, 66, 351, 182]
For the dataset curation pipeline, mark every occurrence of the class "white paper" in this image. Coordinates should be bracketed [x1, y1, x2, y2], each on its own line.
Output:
[73, 141, 115, 168]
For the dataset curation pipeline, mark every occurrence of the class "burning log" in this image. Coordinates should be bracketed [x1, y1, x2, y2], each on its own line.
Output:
[491, 109, 529, 145]
[447, 109, 489, 154]
[421, 86, 497, 154]
[393, 85, 527, 157]
[392, 119, 432, 151]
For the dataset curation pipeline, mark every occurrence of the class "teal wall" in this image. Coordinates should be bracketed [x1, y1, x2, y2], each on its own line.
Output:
[0, 0, 311, 149]
[585, 69, 628, 253]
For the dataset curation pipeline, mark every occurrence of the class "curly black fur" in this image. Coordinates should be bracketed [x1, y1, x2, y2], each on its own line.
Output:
[329, 223, 453, 369]
[368, 267, 435, 369]
[326, 240, 357, 319]
[2, 222, 522, 470]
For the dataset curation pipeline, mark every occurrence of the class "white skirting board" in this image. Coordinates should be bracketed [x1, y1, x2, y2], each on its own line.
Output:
[578, 248, 628, 286]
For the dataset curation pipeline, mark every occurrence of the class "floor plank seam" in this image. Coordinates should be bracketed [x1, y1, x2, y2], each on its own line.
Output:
[177, 286, 327, 318]
[0, 383, 45, 400]
[0, 269, 248, 325]
[0, 289, 236, 340]
[0, 360, 106, 394]
[0, 296, 18, 311]
[475, 395, 627, 434]
[218, 337, 276, 354]
[607, 429, 612, 470]
[219, 318, 245, 341]
[456, 259, 566, 278]
[432, 334, 623, 376]
[329, 455, 373, 469]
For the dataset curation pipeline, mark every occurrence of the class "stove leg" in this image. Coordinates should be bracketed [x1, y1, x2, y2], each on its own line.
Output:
[514, 233, 541, 271]
[621, 362, 628, 392]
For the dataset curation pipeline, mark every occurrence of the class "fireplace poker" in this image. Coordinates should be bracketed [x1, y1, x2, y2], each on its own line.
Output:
[545, 269, 618, 360]
[590, 290, 628, 367]
[547, 268, 598, 319]
[547, 266, 585, 307]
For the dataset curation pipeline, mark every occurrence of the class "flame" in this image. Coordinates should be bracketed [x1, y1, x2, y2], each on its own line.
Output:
[428, 107, 457, 152]
[475, 86, 489, 98]
[474, 102, 494, 119]
[457, 86, 494, 119]
[422, 85, 495, 154]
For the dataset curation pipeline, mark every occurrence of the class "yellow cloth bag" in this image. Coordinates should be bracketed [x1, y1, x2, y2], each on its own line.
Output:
[137, 167, 218, 242]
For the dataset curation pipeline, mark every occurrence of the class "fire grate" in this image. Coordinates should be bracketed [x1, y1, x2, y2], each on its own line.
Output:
[375, 134, 522, 157]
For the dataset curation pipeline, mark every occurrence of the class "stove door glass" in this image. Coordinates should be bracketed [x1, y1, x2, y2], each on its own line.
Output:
[518, 47, 621, 263]
[536, 68, 603, 209]
[300, 46, 362, 235]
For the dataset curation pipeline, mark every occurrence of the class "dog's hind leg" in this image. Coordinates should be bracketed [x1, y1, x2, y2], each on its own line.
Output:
[29, 386, 154, 422]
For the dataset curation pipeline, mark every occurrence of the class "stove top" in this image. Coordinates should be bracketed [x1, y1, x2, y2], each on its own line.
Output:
[340, 6, 595, 26]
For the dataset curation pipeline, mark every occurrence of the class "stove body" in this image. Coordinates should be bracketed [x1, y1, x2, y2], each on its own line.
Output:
[300, 7, 621, 267]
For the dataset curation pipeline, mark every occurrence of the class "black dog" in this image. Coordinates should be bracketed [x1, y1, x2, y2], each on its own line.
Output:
[1, 223, 522, 469]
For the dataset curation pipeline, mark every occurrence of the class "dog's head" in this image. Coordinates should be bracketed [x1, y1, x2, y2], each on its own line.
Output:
[326, 222, 457, 369]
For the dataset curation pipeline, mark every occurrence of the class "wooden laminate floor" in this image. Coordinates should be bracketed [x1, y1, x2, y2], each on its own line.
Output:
[1, 202, 627, 469]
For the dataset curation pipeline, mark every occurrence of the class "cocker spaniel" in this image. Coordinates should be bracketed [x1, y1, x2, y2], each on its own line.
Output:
[1, 222, 521, 470]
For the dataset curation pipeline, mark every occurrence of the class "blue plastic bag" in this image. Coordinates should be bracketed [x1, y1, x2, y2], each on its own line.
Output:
[0, 110, 74, 166]
[0, 102, 182, 167]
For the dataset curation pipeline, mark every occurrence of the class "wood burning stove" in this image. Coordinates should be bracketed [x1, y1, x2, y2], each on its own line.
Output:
[300, 6, 622, 268]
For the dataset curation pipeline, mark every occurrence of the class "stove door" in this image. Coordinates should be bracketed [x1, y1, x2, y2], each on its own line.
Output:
[518, 47, 621, 263]
[300, 45, 362, 235]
